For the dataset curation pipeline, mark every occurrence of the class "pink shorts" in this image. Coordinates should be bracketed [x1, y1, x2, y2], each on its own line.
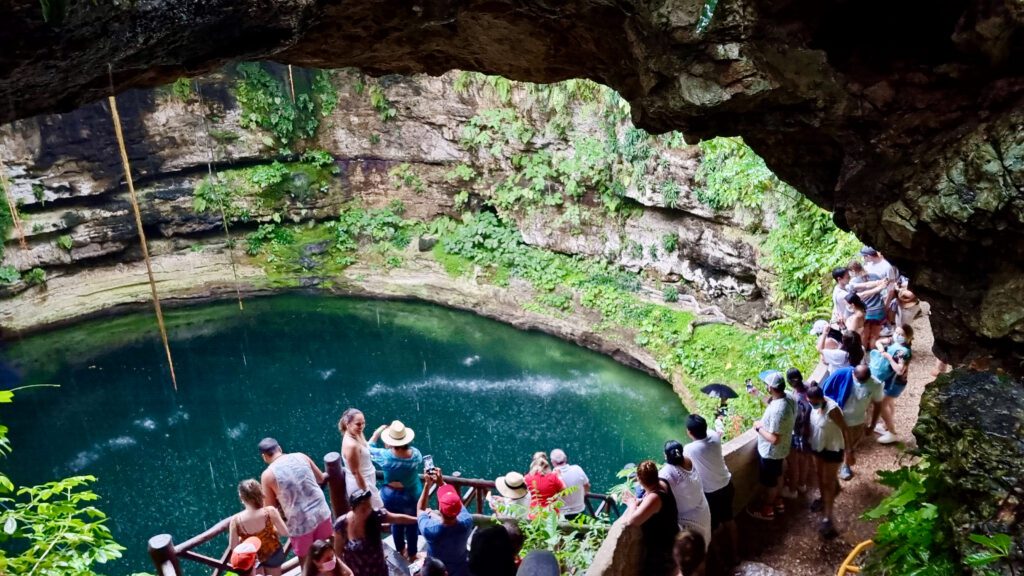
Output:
[290, 517, 332, 559]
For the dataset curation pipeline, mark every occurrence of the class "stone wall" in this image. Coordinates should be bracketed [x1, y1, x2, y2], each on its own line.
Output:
[0, 66, 776, 332]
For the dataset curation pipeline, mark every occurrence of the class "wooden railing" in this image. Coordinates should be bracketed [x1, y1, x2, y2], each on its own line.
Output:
[148, 451, 619, 575]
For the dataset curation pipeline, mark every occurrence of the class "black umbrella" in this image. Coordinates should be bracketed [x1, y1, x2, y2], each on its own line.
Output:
[700, 383, 738, 400]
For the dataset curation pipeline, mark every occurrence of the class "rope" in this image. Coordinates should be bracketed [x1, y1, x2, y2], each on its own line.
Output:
[287, 65, 296, 103]
[0, 158, 28, 250]
[194, 79, 244, 311]
[106, 90, 179, 391]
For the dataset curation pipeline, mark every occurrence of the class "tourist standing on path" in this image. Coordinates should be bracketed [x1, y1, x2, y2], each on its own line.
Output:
[417, 468, 474, 576]
[229, 479, 289, 576]
[847, 260, 890, 350]
[838, 365, 882, 480]
[258, 438, 333, 564]
[817, 327, 850, 377]
[339, 408, 384, 509]
[368, 420, 423, 563]
[661, 440, 712, 551]
[468, 522, 519, 576]
[303, 539, 354, 576]
[830, 267, 851, 325]
[748, 372, 796, 521]
[524, 452, 565, 509]
[333, 489, 417, 576]
[860, 247, 899, 327]
[869, 324, 914, 445]
[684, 415, 738, 558]
[624, 460, 680, 576]
[550, 448, 590, 520]
[782, 368, 813, 499]
[807, 385, 849, 539]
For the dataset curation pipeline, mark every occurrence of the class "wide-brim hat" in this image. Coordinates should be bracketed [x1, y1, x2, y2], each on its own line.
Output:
[381, 420, 415, 446]
[495, 471, 528, 499]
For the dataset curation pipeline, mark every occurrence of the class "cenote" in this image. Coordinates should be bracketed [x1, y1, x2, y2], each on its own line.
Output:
[1, 295, 687, 574]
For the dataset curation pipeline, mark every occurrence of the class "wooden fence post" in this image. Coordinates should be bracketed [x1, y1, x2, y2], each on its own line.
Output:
[148, 534, 182, 576]
[324, 451, 349, 517]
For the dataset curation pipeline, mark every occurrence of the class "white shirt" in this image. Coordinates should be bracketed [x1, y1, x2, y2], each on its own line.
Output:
[659, 463, 711, 549]
[864, 258, 896, 282]
[831, 284, 849, 322]
[683, 432, 732, 493]
[821, 348, 850, 374]
[842, 378, 884, 426]
[553, 464, 589, 515]
[758, 396, 796, 460]
[810, 398, 845, 452]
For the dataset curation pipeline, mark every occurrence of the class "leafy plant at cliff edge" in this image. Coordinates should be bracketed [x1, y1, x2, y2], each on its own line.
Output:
[0, 387, 125, 575]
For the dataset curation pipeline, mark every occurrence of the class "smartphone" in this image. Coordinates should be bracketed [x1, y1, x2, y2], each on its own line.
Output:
[423, 455, 435, 473]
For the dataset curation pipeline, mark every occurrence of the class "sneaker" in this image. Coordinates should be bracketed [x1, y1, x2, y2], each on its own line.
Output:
[878, 432, 899, 444]
[879, 325, 894, 337]
[810, 498, 823, 512]
[873, 423, 888, 434]
[839, 464, 853, 481]
[747, 505, 775, 521]
[819, 518, 840, 539]
[780, 486, 799, 499]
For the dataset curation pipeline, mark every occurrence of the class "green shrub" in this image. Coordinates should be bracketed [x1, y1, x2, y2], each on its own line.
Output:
[23, 268, 45, 286]
[663, 285, 679, 302]
[57, 234, 72, 251]
[0, 265, 19, 285]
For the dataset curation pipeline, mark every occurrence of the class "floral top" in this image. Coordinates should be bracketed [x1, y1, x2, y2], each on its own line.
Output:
[334, 510, 388, 576]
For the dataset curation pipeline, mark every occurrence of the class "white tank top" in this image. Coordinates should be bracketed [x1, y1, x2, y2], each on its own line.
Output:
[811, 398, 846, 452]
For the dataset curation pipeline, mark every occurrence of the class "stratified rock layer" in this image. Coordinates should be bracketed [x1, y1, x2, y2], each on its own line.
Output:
[0, 0, 1022, 369]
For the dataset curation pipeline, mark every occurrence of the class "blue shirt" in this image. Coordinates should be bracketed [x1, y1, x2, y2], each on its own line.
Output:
[369, 444, 423, 494]
[418, 509, 473, 576]
[821, 366, 855, 408]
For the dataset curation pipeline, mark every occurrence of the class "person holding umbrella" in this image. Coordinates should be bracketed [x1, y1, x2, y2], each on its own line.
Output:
[700, 383, 738, 436]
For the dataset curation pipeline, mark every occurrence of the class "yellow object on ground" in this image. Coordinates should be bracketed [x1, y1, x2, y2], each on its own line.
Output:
[837, 540, 874, 575]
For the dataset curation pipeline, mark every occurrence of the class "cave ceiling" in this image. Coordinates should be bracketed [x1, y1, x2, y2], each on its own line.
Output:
[1, 0, 1023, 371]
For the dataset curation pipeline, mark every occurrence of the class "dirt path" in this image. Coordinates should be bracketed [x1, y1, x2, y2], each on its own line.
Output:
[733, 303, 938, 575]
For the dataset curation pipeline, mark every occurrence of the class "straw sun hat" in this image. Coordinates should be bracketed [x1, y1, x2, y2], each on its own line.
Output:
[495, 471, 528, 499]
[381, 420, 415, 446]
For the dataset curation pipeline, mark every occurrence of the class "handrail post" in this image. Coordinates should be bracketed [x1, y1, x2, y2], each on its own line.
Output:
[324, 452, 349, 517]
[149, 534, 182, 576]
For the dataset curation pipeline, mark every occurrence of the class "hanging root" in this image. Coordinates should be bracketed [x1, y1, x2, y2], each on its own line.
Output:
[107, 93, 179, 391]
[0, 158, 28, 250]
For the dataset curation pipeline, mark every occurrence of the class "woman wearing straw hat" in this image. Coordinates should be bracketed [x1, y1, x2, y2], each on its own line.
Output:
[487, 471, 531, 515]
[369, 420, 423, 563]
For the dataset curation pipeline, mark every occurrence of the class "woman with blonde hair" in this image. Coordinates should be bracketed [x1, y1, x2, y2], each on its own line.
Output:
[339, 408, 383, 509]
[523, 452, 564, 509]
[229, 479, 289, 576]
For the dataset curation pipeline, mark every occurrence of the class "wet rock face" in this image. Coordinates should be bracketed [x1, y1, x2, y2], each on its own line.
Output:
[914, 370, 1024, 570]
[0, 0, 1023, 370]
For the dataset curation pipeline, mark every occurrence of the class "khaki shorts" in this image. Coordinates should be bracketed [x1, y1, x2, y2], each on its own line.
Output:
[847, 423, 867, 452]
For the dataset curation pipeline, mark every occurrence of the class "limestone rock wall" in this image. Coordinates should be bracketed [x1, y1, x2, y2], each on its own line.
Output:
[0, 67, 775, 330]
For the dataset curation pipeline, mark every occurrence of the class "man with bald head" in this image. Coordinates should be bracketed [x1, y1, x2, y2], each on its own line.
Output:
[836, 365, 882, 480]
[550, 449, 590, 520]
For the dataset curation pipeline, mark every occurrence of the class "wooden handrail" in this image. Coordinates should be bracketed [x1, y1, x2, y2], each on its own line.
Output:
[371, 469, 620, 518]
[149, 453, 619, 575]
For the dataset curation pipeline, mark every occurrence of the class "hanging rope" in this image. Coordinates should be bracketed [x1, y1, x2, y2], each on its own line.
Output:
[287, 65, 296, 103]
[194, 79, 244, 311]
[107, 72, 178, 391]
[0, 158, 28, 250]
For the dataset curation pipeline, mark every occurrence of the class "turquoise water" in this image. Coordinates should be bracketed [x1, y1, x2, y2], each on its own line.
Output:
[0, 295, 687, 574]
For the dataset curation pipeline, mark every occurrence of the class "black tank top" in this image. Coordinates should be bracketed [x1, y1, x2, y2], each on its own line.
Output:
[642, 479, 680, 576]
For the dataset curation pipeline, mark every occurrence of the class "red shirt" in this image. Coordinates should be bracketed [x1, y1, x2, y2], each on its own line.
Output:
[524, 472, 565, 508]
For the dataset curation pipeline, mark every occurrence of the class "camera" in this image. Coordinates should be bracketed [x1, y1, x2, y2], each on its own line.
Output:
[423, 455, 435, 474]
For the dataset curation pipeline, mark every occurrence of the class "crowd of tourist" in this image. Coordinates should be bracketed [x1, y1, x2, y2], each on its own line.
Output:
[222, 245, 917, 576]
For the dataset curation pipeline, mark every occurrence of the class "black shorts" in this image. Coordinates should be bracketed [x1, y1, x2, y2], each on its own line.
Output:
[758, 455, 784, 487]
[261, 546, 287, 568]
[814, 449, 845, 464]
[705, 481, 735, 528]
